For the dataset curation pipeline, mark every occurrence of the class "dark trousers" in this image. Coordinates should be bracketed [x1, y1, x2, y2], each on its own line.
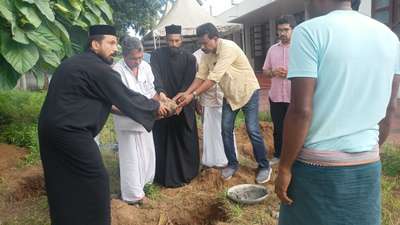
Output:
[269, 99, 289, 158]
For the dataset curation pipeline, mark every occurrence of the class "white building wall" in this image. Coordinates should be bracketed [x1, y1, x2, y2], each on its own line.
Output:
[359, 0, 372, 16]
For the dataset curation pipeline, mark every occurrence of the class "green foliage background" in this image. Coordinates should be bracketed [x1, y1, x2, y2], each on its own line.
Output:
[0, 90, 46, 164]
[0, 0, 113, 90]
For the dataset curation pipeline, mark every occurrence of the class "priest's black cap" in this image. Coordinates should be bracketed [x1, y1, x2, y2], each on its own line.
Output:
[165, 24, 182, 35]
[89, 25, 117, 36]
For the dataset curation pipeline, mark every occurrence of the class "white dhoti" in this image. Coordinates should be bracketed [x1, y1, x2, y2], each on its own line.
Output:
[202, 106, 237, 167]
[116, 130, 155, 202]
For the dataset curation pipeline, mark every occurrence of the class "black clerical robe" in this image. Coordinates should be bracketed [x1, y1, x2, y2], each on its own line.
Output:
[150, 47, 199, 187]
[38, 51, 159, 225]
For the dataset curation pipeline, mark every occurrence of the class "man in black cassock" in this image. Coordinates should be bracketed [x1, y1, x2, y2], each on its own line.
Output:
[150, 24, 199, 187]
[38, 25, 168, 225]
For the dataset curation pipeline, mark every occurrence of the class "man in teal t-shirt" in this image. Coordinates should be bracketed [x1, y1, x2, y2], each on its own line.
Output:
[275, 0, 400, 225]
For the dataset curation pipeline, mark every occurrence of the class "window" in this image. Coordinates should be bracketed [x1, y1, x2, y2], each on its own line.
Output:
[394, 0, 400, 24]
[372, 0, 400, 29]
[250, 23, 268, 72]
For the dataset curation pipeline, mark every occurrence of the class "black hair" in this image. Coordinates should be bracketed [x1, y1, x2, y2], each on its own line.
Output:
[276, 15, 297, 28]
[196, 23, 220, 39]
[86, 35, 106, 50]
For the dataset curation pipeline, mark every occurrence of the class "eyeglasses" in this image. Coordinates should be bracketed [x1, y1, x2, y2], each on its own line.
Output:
[277, 28, 291, 34]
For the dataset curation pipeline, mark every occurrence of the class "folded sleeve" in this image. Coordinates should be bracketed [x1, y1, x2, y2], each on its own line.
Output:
[196, 56, 209, 80]
[288, 26, 319, 79]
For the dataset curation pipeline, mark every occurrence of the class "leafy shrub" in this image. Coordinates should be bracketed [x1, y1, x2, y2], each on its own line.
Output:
[0, 90, 46, 165]
[0, 0, 113, 90]
[0, 90, 45, 125]
[0, 122, 39, 165]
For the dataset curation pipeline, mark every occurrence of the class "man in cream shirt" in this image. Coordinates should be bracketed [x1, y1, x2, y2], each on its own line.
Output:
[177, 23, 271, 183]
[112, 37, 157, 204]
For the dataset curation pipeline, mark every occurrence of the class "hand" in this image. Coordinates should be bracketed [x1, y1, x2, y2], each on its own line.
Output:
[178, 93, 194, 108]
[160, 92, 168, 101]
[272, 67, 287, 78]
[279, 68, 288, 78]
[157, 102, 169, 118]
[275, 167, 294, 205]
[175, 106, 183, 115]
[173, 92, 187, 103]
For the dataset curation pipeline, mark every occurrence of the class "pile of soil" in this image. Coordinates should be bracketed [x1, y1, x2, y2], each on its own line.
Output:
[0, 144, 45, 202]
[111, 122, 279, 225]
[0, 121, 279, 225]
[111, 165, 277, 225]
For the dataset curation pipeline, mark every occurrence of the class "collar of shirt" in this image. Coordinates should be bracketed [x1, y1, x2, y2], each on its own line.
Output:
[277, 41, 290, 48]
[121, 60, 146, 82]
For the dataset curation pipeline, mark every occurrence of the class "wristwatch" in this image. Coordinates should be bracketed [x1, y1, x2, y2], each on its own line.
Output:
[192, 91, 199, 100]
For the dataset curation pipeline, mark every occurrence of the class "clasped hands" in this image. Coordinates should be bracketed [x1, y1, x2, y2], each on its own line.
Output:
[157, 92, 196, 118]
[156, 92, 184, 118]
[272, 67, 288, 78]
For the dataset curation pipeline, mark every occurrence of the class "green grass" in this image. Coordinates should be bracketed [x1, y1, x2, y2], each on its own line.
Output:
[382, 144, 400, 177]
[259, 111, 272, 122]
[101, 149, 120, 196]
[234, 111, 272, 128]
[0, 196, 50, 225]
[144, 183, 161, 200]
[381, 144, 400, 225]
[99, 116, 117, 147]
[218, 190, 243, 220]
[382, 176, 400, 225]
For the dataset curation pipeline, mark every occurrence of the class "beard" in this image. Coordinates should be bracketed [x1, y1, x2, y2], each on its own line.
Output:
[103, 57, 114, 65]
[98, 52, 115, 65]
[168, 47, 182, 56]
[279, 36, 290, 43]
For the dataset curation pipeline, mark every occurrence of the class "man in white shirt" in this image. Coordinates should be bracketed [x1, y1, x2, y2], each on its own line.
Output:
[112, 37, 157, 205]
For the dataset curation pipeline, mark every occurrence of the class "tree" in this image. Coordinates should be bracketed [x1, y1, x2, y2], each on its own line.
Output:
[106, 0, 172, 36]
[0, 0, 113, 90]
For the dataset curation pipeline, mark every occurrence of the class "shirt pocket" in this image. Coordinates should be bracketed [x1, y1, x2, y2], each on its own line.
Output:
[140, 81, 155, 98]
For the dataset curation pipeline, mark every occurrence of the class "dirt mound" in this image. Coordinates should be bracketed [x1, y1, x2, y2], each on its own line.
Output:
[235, 122, 275, 162]
[0, 144, 45, 201]
[0, 144, 26, 176]
[8, 166, 45, 201]
[111, 168, 232, 225]
[111, 163, 276, 225]
[111, 122, 278, 225]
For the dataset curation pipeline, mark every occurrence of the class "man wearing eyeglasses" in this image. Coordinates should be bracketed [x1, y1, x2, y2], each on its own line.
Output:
[263, 15, 297, 166]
